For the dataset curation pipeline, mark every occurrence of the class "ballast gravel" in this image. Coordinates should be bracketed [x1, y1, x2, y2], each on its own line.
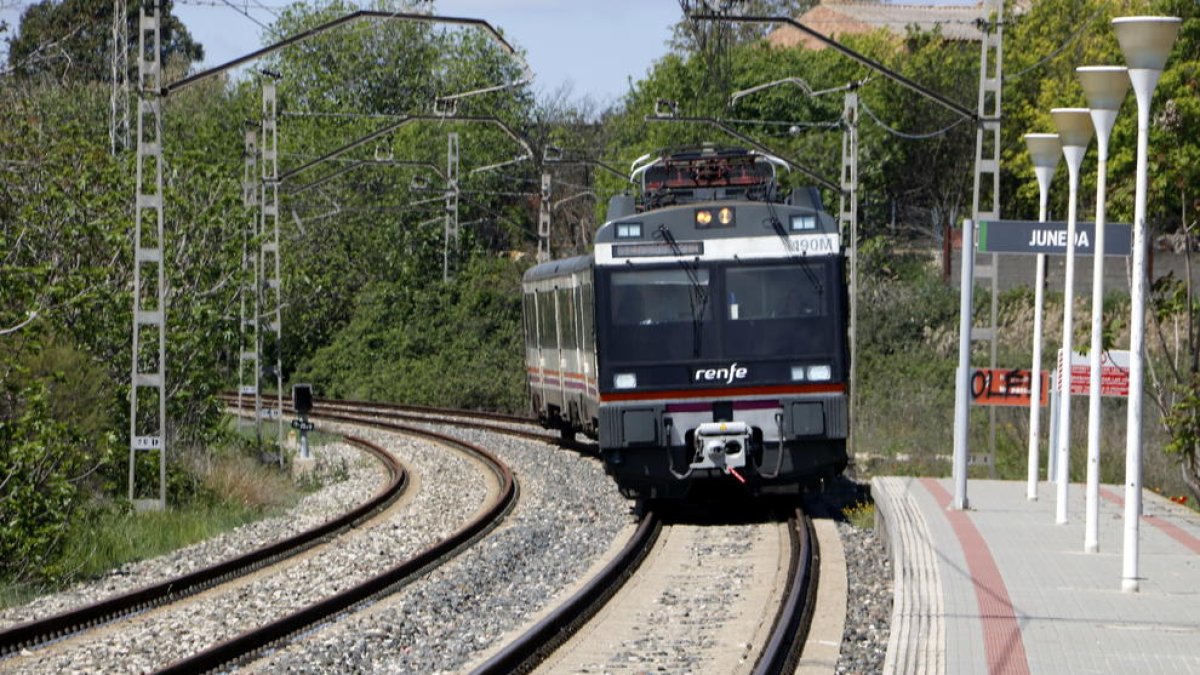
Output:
[0, 442, 378, 630]
[836, 518, 893, 675]
[4, 424, 489, 674]
[245, 423, 632, 674]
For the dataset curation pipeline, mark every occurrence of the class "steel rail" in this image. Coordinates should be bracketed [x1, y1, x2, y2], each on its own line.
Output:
[154, 413, 519, 674]
[470, 511, 661, 674]
[0, 435, 406, 657]
[753, 508, 819, 675]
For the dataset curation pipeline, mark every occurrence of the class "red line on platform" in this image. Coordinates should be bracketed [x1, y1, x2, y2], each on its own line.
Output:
[921, 478, 1031, 675]
[1098, 488, 1200, 555]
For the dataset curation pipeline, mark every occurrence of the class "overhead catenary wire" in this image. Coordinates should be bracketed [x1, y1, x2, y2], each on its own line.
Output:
[1002, 10, 1103, 83]
[858, 100, 971, 140]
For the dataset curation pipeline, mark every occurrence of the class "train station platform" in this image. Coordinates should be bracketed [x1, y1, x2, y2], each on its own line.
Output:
[871, 476, 1200, 674]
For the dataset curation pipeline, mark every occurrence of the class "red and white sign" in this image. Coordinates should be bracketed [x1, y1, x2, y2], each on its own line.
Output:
[1055, 349, 1130, 398]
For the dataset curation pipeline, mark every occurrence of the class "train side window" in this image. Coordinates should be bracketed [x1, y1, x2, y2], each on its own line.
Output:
[558, 287, 577, 350]
[537, 290, 556, 349]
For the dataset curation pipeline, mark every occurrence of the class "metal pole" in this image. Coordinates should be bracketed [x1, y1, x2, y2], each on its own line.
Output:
[1084, 82, 1124, 552]
[1123, 70, 1156, 592]
[538, 172, 551, 263]
[129, 0, 166, 511]
[839, 92, 858, 464]
[1054, 111, 1091, 526]
[970, 0, 1004, 476]
[1030, 200, 1049, 500]
[1024, 132, 1061, 500]
[444, 132, 459, 282]
[1113, 14, 1180, 593]
[262, 79, 284, 465]
[953, 218, 976, 510]
[238, 129, 258, 421]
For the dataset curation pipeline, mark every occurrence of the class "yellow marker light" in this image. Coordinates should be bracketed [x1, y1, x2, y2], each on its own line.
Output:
[718, 207, 734, 225]
[695, 209, 713, 226]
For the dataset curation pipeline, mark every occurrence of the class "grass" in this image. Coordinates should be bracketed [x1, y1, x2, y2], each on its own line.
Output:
[843, 501, 876, 530]
[0, 450, 304, 610]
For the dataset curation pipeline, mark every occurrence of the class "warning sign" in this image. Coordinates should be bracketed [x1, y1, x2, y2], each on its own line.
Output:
[1055, 349, 1130, 398]
[970, 368, 1049, 407]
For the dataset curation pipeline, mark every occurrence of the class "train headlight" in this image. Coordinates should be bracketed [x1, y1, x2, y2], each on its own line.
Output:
[790, 366, 806, 381]
[614, 373, 638, 389]
[806, 365, 832, 382]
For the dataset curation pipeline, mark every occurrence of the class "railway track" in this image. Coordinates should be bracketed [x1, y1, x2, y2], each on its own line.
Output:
[474, 507, 817, 674]
[1, 400, 521, 673]
[155, 418, 517, 673]
[0, 434, 407, 657]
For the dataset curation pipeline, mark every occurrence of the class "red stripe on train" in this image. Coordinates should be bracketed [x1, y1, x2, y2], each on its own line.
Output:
[599, 383, 845, 402]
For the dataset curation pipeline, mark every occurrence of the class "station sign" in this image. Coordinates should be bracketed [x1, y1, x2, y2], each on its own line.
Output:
[970, 368, 1048, 407]
[1056, 349, 1130, 398]
[975, 220, 1131, 256]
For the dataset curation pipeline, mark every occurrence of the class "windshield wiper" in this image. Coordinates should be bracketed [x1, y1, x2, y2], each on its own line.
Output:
[764, 201, 823, 296]
[657, 224, 708, 357]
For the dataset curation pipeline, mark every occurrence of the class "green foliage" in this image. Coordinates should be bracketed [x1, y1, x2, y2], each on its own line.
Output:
[6, 0, 201, 82]
[295, 254, 527, 412]
[0, 350, 119, 582]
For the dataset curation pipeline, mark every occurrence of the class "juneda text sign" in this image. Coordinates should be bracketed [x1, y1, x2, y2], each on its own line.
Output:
[974, 220, 1132, 256]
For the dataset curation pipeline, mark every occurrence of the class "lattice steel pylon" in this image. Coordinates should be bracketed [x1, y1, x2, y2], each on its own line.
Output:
[109, 0, 130, 154]
[238, 128, 258, 421]
[839, 91, 859, 464]
[537, 172, 551, 263]
[970, 0, 1004, 474]
[443, 132, 459, 282]
[129, 0, 165, 510]
[260, 80, 284, 462]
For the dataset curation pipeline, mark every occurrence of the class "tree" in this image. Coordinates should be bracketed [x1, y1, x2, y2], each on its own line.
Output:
[6, 0, 202, 82]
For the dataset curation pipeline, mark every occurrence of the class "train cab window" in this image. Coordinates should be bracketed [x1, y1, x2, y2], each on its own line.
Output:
[610, 269, 711, 326]
[726, 265, 825, 320]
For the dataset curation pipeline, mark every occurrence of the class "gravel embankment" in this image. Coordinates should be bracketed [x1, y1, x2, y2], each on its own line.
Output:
[836, 517, 893, 675]
[0, 442, 379, 630]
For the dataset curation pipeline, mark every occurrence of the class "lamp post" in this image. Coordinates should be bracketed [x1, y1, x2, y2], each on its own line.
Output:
[1112, 15, 1181, 592]
[1049, 108, 1093, 525]
[1077, 66, 1130, 553]
[1022, 133, 1061, 502]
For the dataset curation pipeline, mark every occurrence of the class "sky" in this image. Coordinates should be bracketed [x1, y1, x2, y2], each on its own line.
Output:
[179, 0, 683, 107]
[2, 0, 979, 104]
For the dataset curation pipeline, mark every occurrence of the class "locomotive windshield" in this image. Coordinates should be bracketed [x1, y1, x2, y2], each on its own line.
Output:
[609, 269, 713, 326]
[597, 260, 837, 368]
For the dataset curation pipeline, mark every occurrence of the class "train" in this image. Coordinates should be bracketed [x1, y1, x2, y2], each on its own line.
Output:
[521, 146, 849, 499]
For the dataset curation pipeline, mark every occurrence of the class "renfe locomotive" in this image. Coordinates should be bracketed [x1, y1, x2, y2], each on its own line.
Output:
[522, 147, 849, 499]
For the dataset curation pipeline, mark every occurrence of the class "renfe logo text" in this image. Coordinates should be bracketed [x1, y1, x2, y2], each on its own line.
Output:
[695, 363, 748, 384]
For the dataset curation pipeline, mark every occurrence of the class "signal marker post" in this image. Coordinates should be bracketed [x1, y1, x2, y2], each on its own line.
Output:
[292, 384, 314, 461]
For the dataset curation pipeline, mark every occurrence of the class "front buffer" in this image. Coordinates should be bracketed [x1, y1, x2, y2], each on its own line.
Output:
[597, 393, 848, 500]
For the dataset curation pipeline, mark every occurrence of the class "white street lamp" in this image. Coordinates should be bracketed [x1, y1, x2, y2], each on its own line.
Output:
[1113, 15, 1181, 593]
[1077, 66, 1130, 553]
[1023, 133, 1061, 502]
[1050, 108, 1093, 526]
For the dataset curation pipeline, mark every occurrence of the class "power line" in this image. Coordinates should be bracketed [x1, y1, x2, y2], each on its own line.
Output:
[859, 100, 971, 140]
[1002, 10, 1102, 83]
